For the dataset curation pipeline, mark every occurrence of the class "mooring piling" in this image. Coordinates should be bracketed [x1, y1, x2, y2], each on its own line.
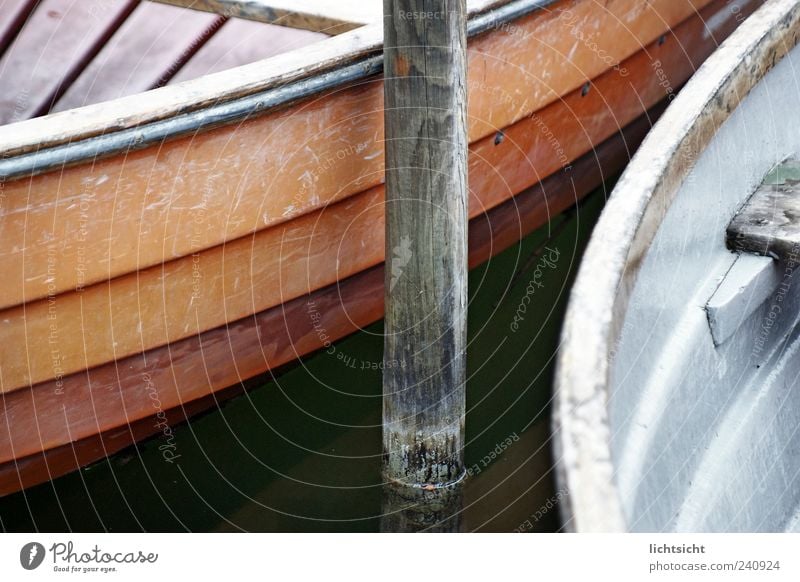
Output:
[381, 0, 468, 530]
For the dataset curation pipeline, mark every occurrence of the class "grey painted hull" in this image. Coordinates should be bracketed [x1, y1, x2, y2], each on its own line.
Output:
[554, 0, 800, 532]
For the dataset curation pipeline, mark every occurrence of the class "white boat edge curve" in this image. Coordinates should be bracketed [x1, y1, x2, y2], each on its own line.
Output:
[553, 0, 800, 533]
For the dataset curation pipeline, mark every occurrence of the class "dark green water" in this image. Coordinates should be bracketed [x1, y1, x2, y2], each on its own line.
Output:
[0, 187, 607, 533]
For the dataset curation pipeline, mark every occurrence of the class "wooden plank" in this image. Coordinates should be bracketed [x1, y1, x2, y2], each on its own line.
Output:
[0, 101, 661, 490]
[0, 0, 38, 59]
[151, 0, 381, 35]
[0, 0, 137, 124]
[168, 18, 327, 84]
[53, 3, 224, 112]
[151, 0, 541, 34]
[0, 0, 711, 158]
[381, 0, 468, 520]
[0, 0, 720, 315]
[0, 0, 757, 395]
[727, 158, 800, 262]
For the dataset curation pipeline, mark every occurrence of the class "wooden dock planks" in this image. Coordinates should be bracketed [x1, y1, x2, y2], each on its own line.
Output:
[54, 5, 327, 111]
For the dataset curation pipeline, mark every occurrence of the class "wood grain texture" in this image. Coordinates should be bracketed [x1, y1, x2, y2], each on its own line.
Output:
[149, 0, 524, 35]
[382, 0, 468, 490]
[727, 158, 800, 262]
[53, 3, 224, 112]
[0, 0, 718, 313]
[0, 0, 137, 123]
[0, 0, 754, 394]
[0, 100, 661, 495]
[152, 0, 382, 34]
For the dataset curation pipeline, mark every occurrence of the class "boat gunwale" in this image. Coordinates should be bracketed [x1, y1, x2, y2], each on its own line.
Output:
[553, 0, 800, 533]
[0, 0, 555, 180]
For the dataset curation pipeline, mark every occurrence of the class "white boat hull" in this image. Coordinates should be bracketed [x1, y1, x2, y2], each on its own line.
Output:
[555, 0, 800, 532]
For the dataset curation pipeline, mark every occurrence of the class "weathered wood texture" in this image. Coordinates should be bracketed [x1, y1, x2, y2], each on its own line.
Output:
[0, 0, 138, 123]
[0, 100, 661, 496]
[382, 482, 463, 531]
[0, 0, 752, 394]
[727, 158, 800, 262]
[53, 3, 225, 112]
[149, 0, 515, 35]
[382, 0, 468, 489]
[151, 0, 381, 34]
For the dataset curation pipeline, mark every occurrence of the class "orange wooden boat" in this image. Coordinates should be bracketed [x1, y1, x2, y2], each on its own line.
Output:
[0, 0, 762, 495]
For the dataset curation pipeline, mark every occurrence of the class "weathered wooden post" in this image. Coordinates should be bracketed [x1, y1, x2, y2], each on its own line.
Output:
[381, 0, 468, 531]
